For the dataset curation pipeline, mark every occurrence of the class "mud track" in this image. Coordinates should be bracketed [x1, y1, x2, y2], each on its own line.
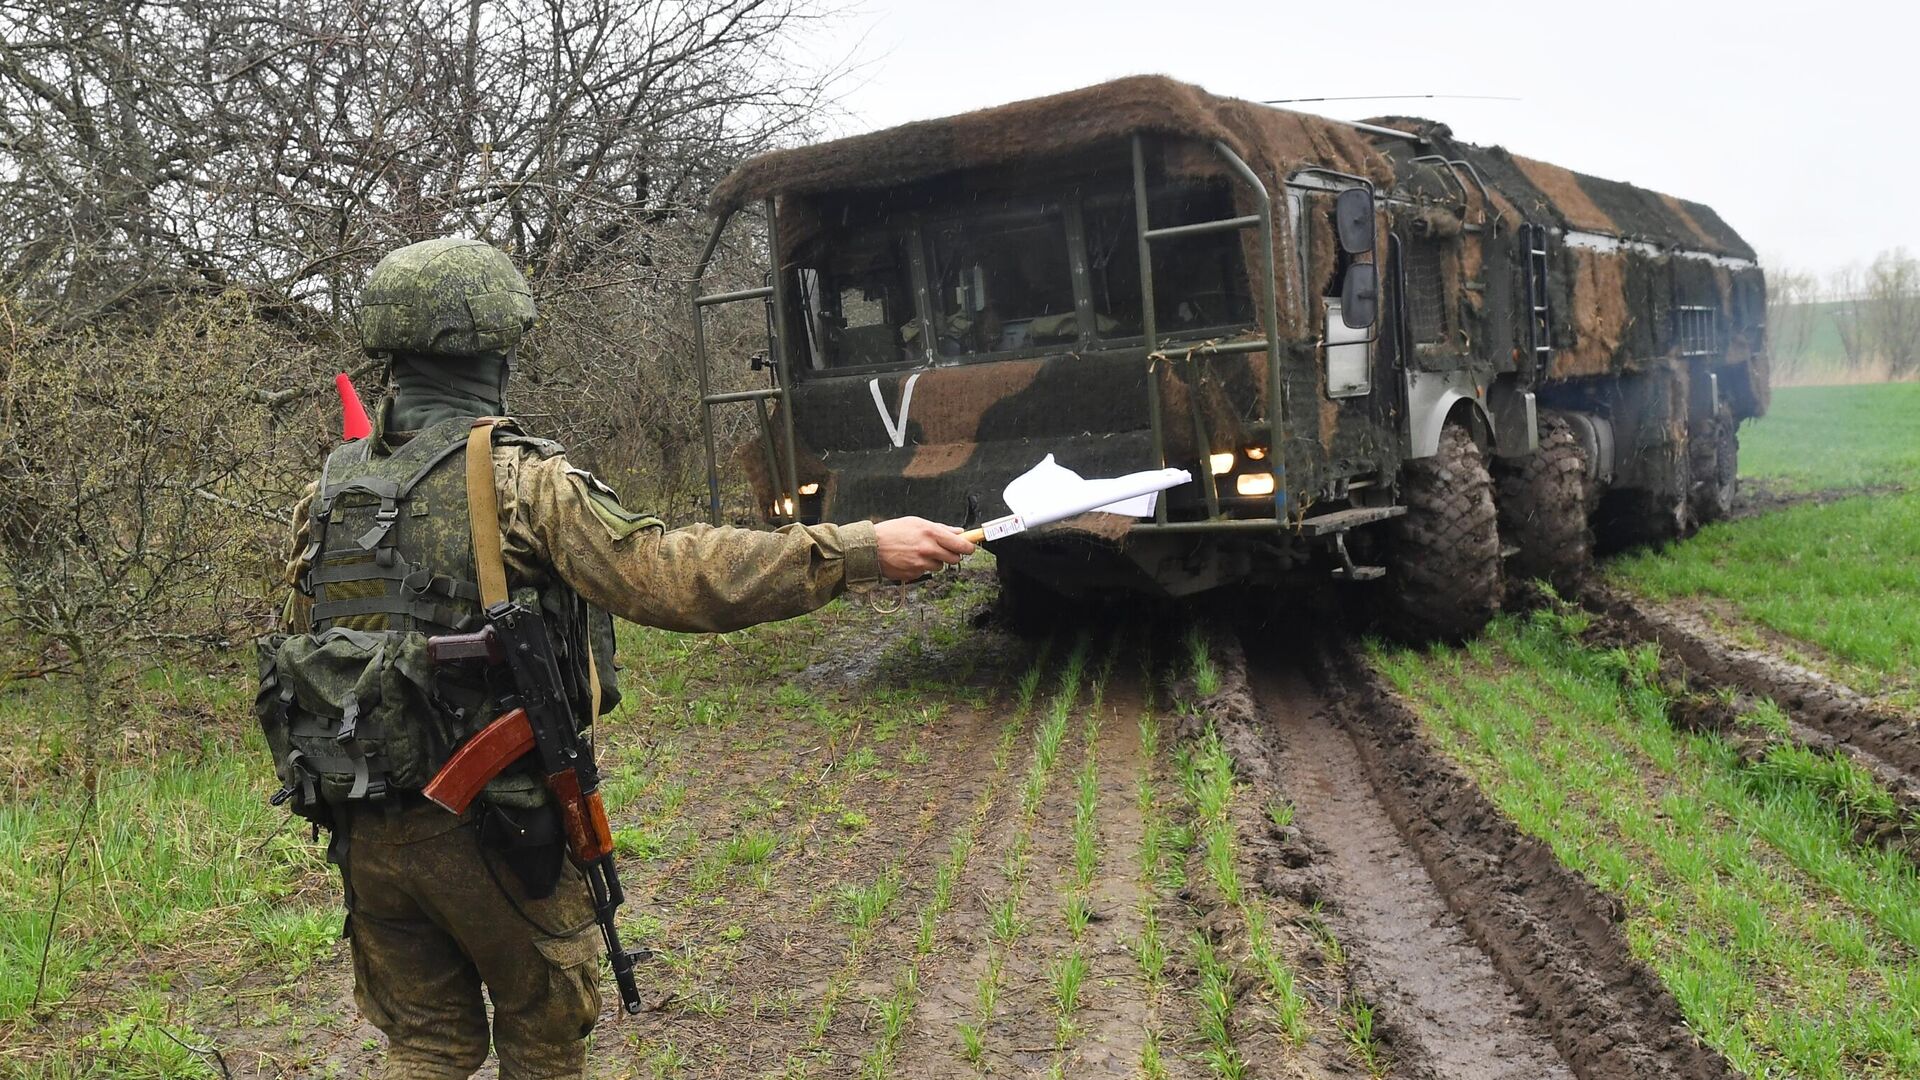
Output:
[1577, 581, 1920, 838]
[1579, 583, 1920, 774]
[1727, 479, 1906, 521]
[1215, 629, 1733, 1080]
[1245, 652, 1572, 1080]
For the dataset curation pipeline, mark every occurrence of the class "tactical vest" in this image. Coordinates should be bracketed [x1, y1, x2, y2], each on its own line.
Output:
[256, 416, 618, 818]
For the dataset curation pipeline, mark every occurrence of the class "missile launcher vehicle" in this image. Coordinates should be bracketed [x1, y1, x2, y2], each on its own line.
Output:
[688, 76, 1765, 637]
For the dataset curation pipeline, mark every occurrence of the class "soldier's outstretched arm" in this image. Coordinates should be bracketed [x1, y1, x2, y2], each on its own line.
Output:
[507, 453, 972, 633]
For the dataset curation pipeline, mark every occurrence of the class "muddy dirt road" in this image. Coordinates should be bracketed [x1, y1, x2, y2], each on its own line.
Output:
[1246, 657, 1572, 1080]
[51, 558, 1907, 1080]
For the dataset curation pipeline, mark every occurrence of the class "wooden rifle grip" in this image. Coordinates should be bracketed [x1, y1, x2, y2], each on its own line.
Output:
[548, 771, 616, 862]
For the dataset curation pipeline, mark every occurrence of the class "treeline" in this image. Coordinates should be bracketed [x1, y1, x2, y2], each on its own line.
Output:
[1767, 249, 1920, 382]
[0, 0, 836, 711]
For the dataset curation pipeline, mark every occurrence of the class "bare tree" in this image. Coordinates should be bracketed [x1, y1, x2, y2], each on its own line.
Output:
[1826, 263, 1870, 374]
[1, 0, 843, 508]
[0, 0, 837, 316]
[1863, 248, 1920, 378]
[1764, 264, 1820, 380]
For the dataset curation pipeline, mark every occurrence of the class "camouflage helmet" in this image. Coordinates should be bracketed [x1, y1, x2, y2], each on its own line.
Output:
[357, 238, 537, 357]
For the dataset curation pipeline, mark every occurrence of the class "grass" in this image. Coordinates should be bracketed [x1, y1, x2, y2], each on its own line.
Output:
[837, 870, 902, 936]
[1167, 635, 1319, 1067]
[842, 632, 1056, 1073]
[1376, 609, 1920, 1078]
[611, 577, 1005, 1064]
[0, 720, 329, 1023]
[1611, 491, 1920, 700]
[1049, 949, 1088, 1041]
[1180, 724, 1315, 1048]
[1739, 383, 1920, 493]
[1190, 932, 1248, 1080]
[1340, 997, 1388, 1077]
[1127, 650, 1184, 1077]
[1185, 626, 1222, 698]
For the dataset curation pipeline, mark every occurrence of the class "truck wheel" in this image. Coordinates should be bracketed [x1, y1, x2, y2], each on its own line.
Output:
[1495, 413, 1593, 588]
[1689, 404, 1739, 524]
[1388, 424, 1503, 640]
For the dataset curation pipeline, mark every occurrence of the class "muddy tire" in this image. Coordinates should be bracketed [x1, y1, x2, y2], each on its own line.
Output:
[1495, 413, 1592, 589]
[1689, 403, 1739, 524]
[1387, 425, 1503, 640]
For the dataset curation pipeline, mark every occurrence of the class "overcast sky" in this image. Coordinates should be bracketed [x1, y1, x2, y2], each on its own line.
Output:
[800, 0, 1916, 280]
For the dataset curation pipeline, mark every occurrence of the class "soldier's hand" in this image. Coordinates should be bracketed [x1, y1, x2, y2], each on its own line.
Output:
[874, 517, 975, 581]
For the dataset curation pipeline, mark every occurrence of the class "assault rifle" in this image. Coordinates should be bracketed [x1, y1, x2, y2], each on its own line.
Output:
[422, 601, 645, 1015]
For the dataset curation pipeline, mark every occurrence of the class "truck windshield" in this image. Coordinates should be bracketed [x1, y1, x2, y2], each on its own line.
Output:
[1084, 182, 1255, 339]
[796, 233, 917, 370]
[793, 176, 1254, 371]
[924, 205, 1078, 356]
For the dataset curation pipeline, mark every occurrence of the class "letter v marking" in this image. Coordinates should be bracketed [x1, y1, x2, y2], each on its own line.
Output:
[869, 372, 922, 449]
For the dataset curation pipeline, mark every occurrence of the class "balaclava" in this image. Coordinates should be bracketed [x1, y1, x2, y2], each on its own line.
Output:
[386, 348, 513, 435]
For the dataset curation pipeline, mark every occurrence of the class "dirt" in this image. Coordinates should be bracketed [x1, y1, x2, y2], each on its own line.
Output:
[1246, 655, 1573, 1080]
[1305, 639, 1739, 1080]
[1726, 478, 1907, 521]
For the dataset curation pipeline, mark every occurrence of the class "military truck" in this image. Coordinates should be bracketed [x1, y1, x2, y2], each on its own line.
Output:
[687, 77, 1766, 637]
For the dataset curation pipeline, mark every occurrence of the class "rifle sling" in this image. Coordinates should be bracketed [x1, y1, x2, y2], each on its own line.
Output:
[466, 420, 512, 609]
[465, 419, 602, 719]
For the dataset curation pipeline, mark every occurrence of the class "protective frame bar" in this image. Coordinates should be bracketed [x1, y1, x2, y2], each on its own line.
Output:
[690, 199, 801, 526]
[1128, 135, 1289, 532]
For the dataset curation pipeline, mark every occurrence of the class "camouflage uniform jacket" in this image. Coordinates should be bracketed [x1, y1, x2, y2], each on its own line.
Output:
[283, 430, 879, 634]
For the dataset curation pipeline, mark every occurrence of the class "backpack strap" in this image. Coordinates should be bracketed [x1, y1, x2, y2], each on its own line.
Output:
[465, 417, 602, 720]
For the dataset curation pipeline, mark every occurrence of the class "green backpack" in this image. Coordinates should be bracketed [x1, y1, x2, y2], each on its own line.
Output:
[256, 417, 617, 819]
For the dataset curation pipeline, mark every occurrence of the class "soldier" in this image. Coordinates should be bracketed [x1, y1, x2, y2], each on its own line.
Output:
[259, 237, 973, 1079]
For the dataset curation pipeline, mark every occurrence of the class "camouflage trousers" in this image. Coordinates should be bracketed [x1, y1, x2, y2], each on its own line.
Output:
[338, 800, 603, 1079]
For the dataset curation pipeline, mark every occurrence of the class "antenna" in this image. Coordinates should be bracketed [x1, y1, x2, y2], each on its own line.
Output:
[1262, 94, 1520, 105]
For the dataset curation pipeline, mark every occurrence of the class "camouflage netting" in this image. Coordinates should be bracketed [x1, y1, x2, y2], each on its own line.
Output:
[710, 75, 1393, 215]
[1364, 116, 1754, 259]
[716, 79, 1749, 261]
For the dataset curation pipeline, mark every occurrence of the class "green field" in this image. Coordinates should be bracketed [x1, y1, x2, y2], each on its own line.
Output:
[4, 382, 1914, 1079]
[1739, 382, 1920, 493]
[1610, 493, 1920, 702]
[1370, 379, 1920, 1077]
[1607, 382, 1920, 701]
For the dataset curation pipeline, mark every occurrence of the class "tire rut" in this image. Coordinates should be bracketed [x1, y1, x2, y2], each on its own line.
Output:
[1302, 637, 1739, 1080]
[1579, 582, 1920, 779]
[1246, 654, 1574, 1080]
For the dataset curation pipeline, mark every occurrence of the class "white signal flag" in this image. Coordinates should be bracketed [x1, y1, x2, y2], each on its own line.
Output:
[962, 455, 1193, 544]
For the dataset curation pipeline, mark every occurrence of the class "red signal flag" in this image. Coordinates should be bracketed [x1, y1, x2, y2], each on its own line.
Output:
[336, 373, 373, 441]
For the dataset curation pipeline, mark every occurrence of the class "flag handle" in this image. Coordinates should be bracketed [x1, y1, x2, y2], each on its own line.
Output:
[961, 527, 986, 545]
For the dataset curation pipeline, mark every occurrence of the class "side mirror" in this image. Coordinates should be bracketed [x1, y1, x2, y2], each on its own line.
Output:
[1340, 263, 1379, 329]
[1335, 188, 1375, 254]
